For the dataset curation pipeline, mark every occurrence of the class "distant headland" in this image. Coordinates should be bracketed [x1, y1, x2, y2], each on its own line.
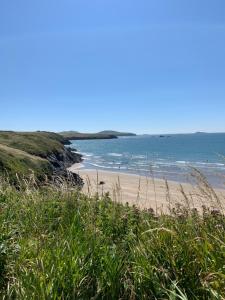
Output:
[59, 130, 136, 140]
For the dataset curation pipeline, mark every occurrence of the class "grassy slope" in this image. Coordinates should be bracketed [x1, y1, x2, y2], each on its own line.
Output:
[0, 131, 69, 182]
[59, 131, 117, 140]
[59, 130, 136, 139]
[59, 130, 79, 135]
[0, 131, 66, 157]
[98, 130, 136, 136]
[0, 144, 51, 183]
[0, 184, 224, 299]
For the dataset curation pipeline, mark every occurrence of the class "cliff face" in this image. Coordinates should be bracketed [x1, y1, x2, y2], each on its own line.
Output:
[46, 147, 82, 169]
[59, 131, 117, 140]
[46, 147, 83, 186]
[0, 131, 83, 187]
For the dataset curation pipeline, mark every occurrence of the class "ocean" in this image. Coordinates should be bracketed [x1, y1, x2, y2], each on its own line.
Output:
[70, 133, 225, 188]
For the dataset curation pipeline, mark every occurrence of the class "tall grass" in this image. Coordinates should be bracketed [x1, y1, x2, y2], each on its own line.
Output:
[0, 177, 224, 299]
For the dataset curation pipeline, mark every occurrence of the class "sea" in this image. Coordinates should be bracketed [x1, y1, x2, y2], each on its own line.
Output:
[70, 133, 225, 188]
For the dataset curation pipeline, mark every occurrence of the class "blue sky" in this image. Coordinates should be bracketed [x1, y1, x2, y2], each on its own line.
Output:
[0, 0, 225, 134]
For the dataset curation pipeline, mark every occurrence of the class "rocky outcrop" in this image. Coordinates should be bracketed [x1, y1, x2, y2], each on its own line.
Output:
[46, 147, 83, 187]
[0, 131, 84, 187]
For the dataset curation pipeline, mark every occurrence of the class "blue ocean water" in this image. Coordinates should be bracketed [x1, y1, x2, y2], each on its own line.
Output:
[70, 133, 225, 187]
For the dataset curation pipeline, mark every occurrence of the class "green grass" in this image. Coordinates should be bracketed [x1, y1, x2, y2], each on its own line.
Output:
[0, 145, 52, 184]
[0, 131, 66, 158]
[0, 131, 72, 184]
[0, 181, 224, 299]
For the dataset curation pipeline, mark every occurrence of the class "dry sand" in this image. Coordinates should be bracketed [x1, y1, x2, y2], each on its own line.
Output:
[69, 164, 225, 213]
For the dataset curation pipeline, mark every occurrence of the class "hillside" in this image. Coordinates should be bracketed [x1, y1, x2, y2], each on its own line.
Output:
[0, 131, 66, 157]
[0, 131, 82, 184]
[98, 130, 136, 136]
[59, 131, 118, 140]
[59, 130, 136, 140]
[0, 144, 51, 183]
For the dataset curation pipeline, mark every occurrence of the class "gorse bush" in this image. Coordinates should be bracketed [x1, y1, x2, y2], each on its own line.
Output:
[0, 182, 224, 299]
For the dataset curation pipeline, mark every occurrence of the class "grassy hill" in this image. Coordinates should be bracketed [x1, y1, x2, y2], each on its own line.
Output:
[0, 131, 81, 184]
[59, 130, 79, 136]
[59, 131, 118, 140]
[98, 130, 136, 136]
[59, 130, 136, 140]
[0, 144, 52, 183]
[0, 131, 66, 158]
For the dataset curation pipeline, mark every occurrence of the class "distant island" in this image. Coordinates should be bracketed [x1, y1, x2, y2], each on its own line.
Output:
[59, 130, 136, 140]
[195, 131, 207, 134]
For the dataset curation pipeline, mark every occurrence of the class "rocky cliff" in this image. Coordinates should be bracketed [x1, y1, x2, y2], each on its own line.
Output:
[47, 146, 83, 186]
[0, 131, 83, 187]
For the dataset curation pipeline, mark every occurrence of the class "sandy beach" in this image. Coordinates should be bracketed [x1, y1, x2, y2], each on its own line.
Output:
[69, 164, 225, 213]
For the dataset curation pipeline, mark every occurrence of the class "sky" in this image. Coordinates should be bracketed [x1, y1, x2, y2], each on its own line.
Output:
[0, 0, 225, 134]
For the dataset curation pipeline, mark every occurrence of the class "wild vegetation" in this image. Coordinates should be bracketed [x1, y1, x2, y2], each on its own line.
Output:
[0, 176, 224, 299]
[0, 144, 52, 183]
[0, 131, 82, 185]
[0, 131, 67, 158]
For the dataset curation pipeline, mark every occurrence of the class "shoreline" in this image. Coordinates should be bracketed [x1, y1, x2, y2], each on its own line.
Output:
[68, 160, 225, 188]
[68, 149, 225, 189]
[69, 164, 225, 212]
